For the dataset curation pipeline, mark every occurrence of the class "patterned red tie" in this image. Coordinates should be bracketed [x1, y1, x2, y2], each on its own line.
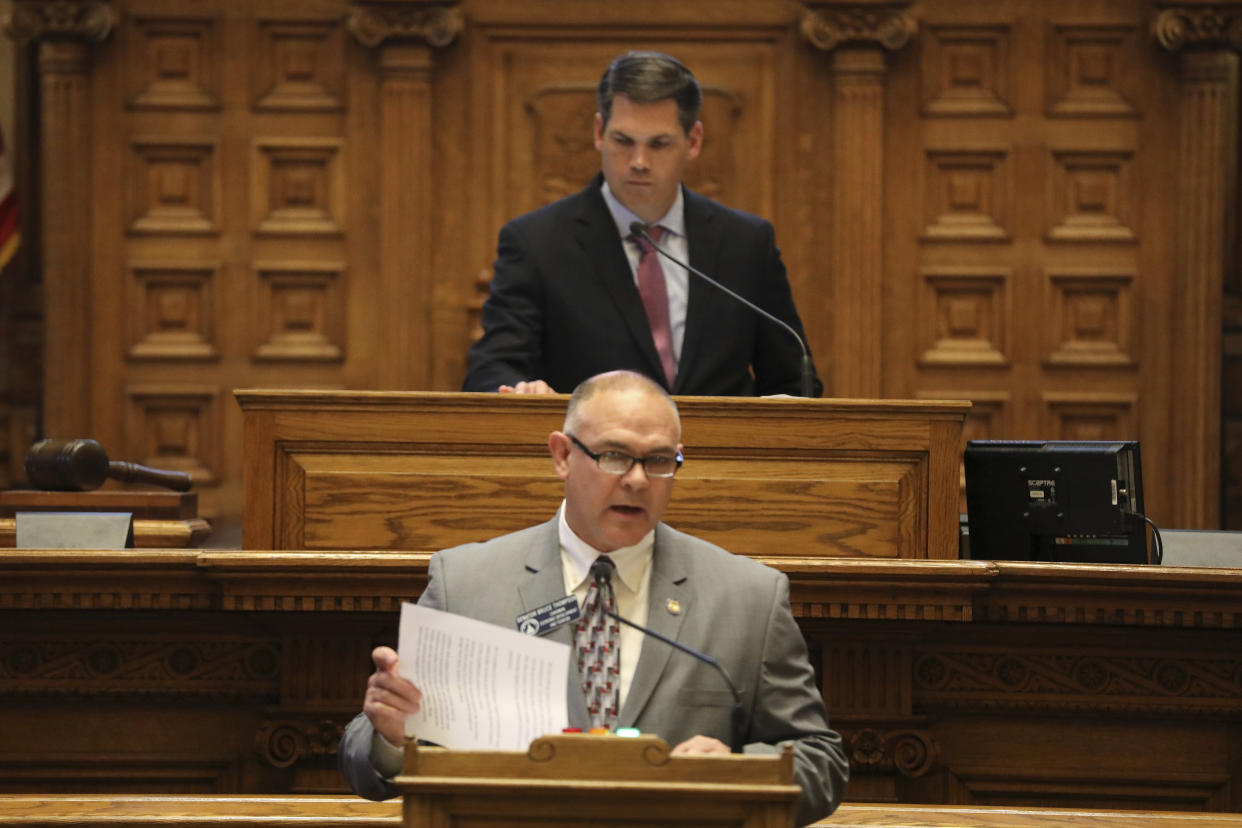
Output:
[633, 226, 677, 388]
[575, 556, 621, 730]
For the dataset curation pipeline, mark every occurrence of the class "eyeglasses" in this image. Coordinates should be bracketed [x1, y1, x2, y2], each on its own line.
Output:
[567, 434, 683, 478]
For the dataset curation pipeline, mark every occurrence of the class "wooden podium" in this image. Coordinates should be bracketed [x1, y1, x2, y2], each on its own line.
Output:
[236, 390, 968, 559]
[396, 733, 800, 827]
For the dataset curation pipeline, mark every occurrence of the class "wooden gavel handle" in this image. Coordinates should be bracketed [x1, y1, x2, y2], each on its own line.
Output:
[108, 461, 193, 492]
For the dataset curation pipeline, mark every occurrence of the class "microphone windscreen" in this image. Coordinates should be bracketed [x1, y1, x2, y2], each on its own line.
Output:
[629, 221, 648, 237]
[591, 558, 614, 587]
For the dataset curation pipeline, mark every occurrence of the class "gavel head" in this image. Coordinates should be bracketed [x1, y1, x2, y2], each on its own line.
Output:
[25, 438, 110, 491]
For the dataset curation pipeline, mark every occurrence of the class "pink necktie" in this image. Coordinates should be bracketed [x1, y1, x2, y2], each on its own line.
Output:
[633, 226, 676, 388]
[574, 556, 620, 730]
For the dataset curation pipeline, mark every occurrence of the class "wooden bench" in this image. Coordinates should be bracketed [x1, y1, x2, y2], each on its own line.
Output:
[2, 796, 1242, 827]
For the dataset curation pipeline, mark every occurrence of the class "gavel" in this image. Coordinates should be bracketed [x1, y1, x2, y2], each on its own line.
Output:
[25, 438, 193, 492]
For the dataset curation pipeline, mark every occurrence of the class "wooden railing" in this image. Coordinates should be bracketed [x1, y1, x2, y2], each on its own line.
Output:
[2, 796, 1242, 828]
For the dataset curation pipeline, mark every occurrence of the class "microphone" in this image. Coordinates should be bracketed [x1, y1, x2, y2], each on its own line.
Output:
[25, 438, 193, 492]
[590, 559, 746, 754]
[628, 221, 816, 398]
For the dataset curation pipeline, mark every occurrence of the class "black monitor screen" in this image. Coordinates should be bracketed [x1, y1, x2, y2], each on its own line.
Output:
[963, 440, 1147, 564]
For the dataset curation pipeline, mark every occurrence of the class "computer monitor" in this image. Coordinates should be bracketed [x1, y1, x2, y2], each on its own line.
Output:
[963, 440, 1148, 564]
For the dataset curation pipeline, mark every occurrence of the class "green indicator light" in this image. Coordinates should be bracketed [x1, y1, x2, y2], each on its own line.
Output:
[615, 727, 641, 738]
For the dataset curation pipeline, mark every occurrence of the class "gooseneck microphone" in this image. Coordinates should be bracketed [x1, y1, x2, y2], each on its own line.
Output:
[628, 221, 816, 398]
[590, 559, 745, 754]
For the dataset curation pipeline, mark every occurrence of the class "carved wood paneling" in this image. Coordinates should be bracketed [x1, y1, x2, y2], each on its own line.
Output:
[6, 0, 1233, 531]
[126, 260, 220, 361]
[125, 14, 220, 110]
[34, 35, 97, 440]
[1046, 149, 1137, 243]
[124, 385, 219, 485]
[921, 24, 1013, 117]
[1166, 45, 1238, 529]
[1044, 268, 1136, 367]
[252, 19, 345, 112]
[920, 149, 1012, 241]
[1045, 23, 1139, 118]
[916, 267, 1010, 367]
[250, 138, 345, 236]
[3, 552, 1242, 805]
[1041, 392, 1139, 441]
[251, 262, 346, 362]
[882, 0, 1203, 531]
[0, 635, 281, 696]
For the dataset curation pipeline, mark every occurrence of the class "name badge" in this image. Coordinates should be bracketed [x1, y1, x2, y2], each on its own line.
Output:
[515, 595, 580, 636]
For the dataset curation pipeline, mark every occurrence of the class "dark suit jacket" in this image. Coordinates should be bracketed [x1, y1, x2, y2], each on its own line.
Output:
[338, 519, 848, 826]
[462, 174, 823, 396]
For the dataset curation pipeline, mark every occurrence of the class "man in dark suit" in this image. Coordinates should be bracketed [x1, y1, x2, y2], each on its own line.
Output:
[462, 51, 822, 397]
[340, 370, 848, 826]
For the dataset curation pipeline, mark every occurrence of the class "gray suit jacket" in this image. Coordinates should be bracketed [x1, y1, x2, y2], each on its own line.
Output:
[339, 519, 848, 825]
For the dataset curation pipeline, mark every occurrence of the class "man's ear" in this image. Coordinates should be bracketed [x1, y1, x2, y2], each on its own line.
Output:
[686, 120, 704, 161]
[549, 431, 572, 481]
[593, 112, 605, 152]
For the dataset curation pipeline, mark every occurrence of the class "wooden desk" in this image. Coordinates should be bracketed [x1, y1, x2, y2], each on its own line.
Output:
[235, 391, 969, 559]
[1, 551, 1240, 811]
[0, 491, 211, 548]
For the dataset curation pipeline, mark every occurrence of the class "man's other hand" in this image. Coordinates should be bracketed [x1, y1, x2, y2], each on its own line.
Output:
[363, 646, 422, 746]
[498, 380, 556, 394]
[671, 735, 730, 755]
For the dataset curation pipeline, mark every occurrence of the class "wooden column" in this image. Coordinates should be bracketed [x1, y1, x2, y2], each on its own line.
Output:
[801, 3, 914, 399]
[4, 1, 115, 440]
[348, 2, 462, 391]
[1153, 4, 1241, 528]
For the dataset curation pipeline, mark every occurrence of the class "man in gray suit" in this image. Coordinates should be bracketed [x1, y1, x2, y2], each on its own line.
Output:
[339, 370, 848, 825]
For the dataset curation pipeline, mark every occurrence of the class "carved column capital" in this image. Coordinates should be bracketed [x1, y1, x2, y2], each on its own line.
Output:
[1153, 4, 1242, 51]
[800, 3, 916, 52]
[3, 0, 116, 43]
[347, 1, 463, 50]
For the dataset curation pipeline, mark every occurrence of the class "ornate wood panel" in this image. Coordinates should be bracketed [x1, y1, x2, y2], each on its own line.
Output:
[3, 0, 1238, 530]
[877, 0, 1239, 530]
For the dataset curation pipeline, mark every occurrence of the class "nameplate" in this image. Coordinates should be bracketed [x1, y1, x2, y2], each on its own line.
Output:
[16, 511, 135, 549]
[516, 594, 580, 636]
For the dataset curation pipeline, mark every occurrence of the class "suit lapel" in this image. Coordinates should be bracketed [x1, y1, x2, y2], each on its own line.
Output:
[676, 188, 721, 394]
[618, 525, 689, 728]
[574, 176, 667, 384]
[515, 519, 589, 728]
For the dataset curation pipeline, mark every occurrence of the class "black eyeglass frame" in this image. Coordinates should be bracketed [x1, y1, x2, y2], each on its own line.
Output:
[566, 434, 684, 478]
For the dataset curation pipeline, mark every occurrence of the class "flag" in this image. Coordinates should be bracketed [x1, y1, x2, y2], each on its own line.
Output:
[0, 127, 18, 271]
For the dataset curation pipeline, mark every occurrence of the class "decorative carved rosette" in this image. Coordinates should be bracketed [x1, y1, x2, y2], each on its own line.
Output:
[1153, 4, 1242, 51]
[3, 0, 116, 42]
[845, 727, 939, 777]
[800, 3, 916, 52]
[256, 718, 346, 768]
[347, 2, 463, 49]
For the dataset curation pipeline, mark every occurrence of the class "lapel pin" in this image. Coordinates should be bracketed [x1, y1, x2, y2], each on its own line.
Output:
[666, 598, 681, 615]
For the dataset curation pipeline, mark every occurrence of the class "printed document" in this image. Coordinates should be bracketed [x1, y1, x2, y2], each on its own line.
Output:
[398, 602, 569, 750]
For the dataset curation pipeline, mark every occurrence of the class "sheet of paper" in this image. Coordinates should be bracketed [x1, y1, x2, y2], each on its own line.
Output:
[398, 602, 570, 750]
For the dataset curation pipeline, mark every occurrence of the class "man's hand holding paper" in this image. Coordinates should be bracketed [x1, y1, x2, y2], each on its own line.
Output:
[391, 603, 569, 751]
[363, 645, 423, 747]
